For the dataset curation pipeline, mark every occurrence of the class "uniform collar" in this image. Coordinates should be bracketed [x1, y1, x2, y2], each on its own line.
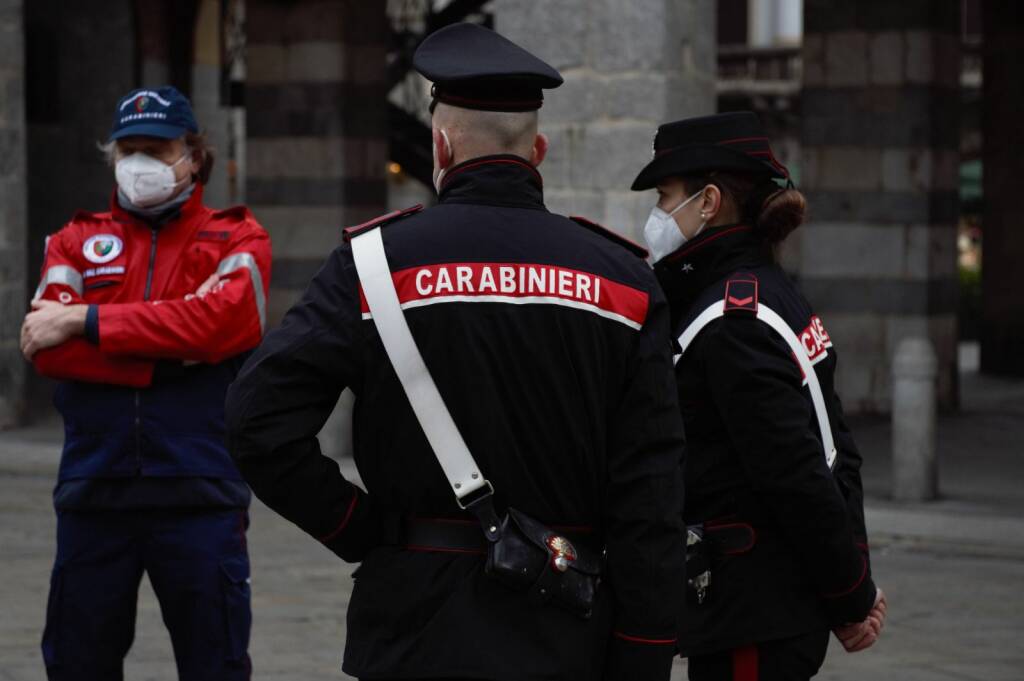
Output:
[111, 182, 207, 228]
[438, 154, 545, 210]
[654, 222, 772, 317]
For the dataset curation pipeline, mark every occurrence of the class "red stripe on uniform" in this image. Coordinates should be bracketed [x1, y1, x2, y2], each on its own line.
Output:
[732, 645, 759, 681]
[823, 554, 868, 599]
[612, 631, 678, 645]
[318, 492, 359, 544]
[358, 262, 650, 329]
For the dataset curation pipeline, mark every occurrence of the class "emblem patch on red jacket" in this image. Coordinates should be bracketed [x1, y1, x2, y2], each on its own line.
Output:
[83, 234, 123, 264]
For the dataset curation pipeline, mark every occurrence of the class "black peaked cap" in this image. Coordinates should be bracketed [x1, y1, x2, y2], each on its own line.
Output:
[631, 111, 790, 191]
[413, 22, 563, 112]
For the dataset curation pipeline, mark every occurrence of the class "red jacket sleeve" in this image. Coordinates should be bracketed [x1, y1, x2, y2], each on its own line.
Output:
[98, 222, 272, 364]
[30, 229, 155, 387]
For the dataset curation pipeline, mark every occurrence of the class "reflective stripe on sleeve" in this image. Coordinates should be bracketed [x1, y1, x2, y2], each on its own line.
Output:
[33, 265, 84, 300]
[216, 252, 267, 333]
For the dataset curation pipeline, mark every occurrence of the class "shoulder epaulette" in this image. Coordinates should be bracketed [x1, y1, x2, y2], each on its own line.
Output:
[211, 205, 253, 222]
[723, 275, 759, 316]
[569, 216, 649, 259]
[343, 204, 424, 242]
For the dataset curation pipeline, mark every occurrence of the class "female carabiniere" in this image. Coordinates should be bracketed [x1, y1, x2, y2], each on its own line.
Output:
[631, 111, 886, 681]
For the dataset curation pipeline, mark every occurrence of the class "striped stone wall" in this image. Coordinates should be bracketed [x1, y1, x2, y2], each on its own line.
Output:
[0, 0, 26, 426]
[21, 0, 136, 419]
[492, 0, 717, 244]
[799, 0, 961, 411]
[246, 0, 389, 324]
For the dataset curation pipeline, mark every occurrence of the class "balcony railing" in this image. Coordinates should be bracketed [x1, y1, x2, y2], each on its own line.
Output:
[717, 44, 802, 98]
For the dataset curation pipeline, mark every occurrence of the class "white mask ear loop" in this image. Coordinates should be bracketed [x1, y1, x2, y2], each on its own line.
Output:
[668, 185, 707, 223]
[692, 191, 709, 239]
[433, 129, 452, 193]
[170, 148, 193, 188]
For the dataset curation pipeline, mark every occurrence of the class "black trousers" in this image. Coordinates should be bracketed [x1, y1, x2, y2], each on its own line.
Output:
[688, 629, 830, 681]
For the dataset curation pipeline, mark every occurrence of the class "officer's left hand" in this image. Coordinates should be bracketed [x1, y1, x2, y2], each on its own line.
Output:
[833, 588, 886, 653]
[834, 620, 877, 652]
[20, 299, 87, 359]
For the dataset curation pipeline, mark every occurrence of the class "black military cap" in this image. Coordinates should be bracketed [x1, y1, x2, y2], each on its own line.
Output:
[631, 111, 790, 191]
[413, 22, 563, 113]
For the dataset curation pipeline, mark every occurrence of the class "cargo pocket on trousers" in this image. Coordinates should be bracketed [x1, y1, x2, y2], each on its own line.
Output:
[220, 556, 252, 662]
[41, 566, 64, 667]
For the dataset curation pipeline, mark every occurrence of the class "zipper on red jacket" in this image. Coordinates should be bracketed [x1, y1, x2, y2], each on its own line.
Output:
[144, 227, 158, 301]
[135, 227, 159, 474]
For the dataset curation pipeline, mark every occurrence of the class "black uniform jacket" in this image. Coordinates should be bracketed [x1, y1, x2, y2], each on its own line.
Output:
[226, 155, 687, 681]
[655, 224, 876, 657]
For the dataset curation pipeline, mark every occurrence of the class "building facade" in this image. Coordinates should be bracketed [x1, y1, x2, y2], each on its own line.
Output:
[0, 0, 1020, 425]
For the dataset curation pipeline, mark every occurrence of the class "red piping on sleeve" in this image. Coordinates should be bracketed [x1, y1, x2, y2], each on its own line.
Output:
[612, 631, 678, 645]
[318, 492, 359, 544]
[823, 554, 868, 599]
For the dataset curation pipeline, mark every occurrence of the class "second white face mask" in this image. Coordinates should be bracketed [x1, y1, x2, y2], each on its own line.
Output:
[642, 187, 707, 263]
[115, 151, 190, 208]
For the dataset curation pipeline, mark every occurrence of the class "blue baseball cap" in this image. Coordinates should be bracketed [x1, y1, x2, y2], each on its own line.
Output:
[108, 86, 199, 142]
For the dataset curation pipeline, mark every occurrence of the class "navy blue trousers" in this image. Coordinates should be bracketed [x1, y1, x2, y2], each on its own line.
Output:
[42, 509, 252, 681]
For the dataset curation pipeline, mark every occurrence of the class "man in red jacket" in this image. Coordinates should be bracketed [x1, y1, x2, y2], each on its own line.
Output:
[20, 85, 271, 681]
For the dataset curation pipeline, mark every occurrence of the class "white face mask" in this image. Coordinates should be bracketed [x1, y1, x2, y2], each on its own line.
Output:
[432, 129, 452, 194]
[115, 151, 191, 208]
[642, 187, 708, 263]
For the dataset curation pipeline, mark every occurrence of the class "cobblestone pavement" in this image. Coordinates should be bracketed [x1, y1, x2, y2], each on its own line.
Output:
[0, 427, 357, 681]
[3, 370, 1023, 680]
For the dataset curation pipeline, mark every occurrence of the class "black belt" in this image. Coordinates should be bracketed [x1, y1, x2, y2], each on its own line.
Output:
[403, 516, 598, 555]
[691, 521, 756, 556]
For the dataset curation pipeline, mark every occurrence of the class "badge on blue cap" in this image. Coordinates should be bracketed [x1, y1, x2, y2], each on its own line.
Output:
[109, 86, 199, 142]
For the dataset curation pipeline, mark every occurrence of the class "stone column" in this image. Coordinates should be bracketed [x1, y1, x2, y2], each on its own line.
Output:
[0, 0, 27, 426]
[492, 0, 717, 243]
[980, 3, 1024, 376]
[246, 0, 389, 323]
[247, 1, 389, 458]
[190, 0, 231, 207]
[22, 0, 136, 417]
[799, 1, 961, 412]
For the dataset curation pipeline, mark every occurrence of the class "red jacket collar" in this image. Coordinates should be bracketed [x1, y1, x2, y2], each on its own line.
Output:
[110, 182, 207, 226]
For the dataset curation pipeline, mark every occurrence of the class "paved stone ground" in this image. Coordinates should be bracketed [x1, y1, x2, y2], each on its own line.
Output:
[2, 366, 1022, 680]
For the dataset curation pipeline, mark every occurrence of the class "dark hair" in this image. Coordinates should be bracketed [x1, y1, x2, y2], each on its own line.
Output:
[184, 131, 215, 184]
[681, 171, 806, 245]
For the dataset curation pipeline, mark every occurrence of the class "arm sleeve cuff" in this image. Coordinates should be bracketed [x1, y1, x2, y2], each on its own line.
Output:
[84, 304, 100, 344]
[318, 487, 396, 563]
[822, 561, 877, 626]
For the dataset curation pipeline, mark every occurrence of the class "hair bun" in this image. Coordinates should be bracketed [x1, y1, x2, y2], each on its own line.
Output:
[757, 188, 806, 243]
